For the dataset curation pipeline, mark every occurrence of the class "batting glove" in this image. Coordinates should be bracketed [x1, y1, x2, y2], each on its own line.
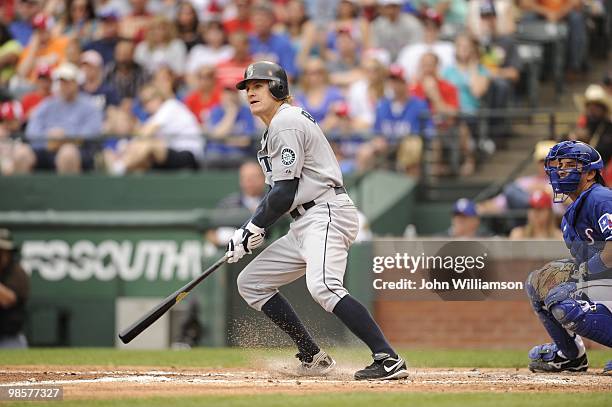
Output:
[226, 222, 265, 263]
[227, 228, 247, 263]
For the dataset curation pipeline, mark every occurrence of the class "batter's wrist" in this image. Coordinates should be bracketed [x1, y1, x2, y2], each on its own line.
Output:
[246, 221, 265, 235]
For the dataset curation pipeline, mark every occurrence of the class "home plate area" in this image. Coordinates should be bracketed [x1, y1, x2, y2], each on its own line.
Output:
[1, 363, 611, 400]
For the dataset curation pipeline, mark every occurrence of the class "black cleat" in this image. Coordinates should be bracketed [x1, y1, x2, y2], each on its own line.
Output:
[528, 343, 588, 373]
[354, 353, 409, 380]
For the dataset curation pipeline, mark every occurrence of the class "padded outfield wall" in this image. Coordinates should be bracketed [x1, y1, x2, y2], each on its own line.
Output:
[3, 171, 603, 350]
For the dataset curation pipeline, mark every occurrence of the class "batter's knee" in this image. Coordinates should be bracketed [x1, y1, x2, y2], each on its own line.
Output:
[236, 266, 274, 311]
[306, 276, 346, 313]
[236, 270, 253, 302]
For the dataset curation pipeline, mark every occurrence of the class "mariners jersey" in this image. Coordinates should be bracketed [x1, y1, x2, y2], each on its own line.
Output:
[256, 104, 343, 212]
[561, 184, 612, 264]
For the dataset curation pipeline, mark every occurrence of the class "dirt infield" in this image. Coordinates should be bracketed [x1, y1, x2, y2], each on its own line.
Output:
[1, 362, 611, 400]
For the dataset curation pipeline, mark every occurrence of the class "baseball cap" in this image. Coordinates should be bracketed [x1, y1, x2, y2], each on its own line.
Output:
[52, 63, 80, 81]
[332, 101, 349, 117]
[479, 0, 497, 17]
[453, 198, 478, 217]
[388, 64, 405, 81]
[0, 229, 15, 251]
[32, 13, 53, 30]
[35, 64, 52, 78]
[80, 50, 103, 67]
[421, 8, 443, 26]
[528, 190, 552, 209]
[0, 101, 24, 122]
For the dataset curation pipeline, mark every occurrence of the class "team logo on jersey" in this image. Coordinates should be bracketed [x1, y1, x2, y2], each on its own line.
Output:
[598, 213, 612, 233]
[281, 147, 296, 166]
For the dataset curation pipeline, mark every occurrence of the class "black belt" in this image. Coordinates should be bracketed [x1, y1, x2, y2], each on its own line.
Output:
[290, 186, 346, 220]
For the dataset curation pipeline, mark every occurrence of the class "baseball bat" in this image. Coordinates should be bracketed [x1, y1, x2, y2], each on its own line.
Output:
[118, 254, 228, 344]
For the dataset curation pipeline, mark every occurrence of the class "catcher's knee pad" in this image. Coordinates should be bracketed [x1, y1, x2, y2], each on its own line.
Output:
[550, 300, 612, 347]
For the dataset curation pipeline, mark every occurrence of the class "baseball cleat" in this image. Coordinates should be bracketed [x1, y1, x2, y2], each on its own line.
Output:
[603, 360, 612, 374]
[528, 343, 588, 373]
[296, 350, 336, 376]
[354, 352, 409, 380]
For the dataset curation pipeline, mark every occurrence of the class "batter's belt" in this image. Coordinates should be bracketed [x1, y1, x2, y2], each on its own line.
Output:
[290, 186, 347, 220]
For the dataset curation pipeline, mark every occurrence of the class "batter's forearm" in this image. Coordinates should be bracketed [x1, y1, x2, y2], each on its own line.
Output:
[251, 178, 298, 229]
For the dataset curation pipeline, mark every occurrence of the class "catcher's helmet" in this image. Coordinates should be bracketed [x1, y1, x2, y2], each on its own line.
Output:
[544, 140, 603, 202]
[235, 61, 289, 100]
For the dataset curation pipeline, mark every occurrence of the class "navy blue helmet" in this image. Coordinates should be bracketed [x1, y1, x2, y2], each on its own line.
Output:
[544, 140, 603, 202]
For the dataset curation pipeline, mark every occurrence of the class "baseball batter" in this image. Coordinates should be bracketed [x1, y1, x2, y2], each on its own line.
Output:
[225, 61, 408, 380]
[526, 141, 612, 373]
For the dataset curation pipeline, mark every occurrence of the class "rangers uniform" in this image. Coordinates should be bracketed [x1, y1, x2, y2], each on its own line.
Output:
[526, 141, 612, 373]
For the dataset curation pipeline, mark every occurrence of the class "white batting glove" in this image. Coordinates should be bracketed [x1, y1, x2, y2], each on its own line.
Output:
[227, 228, 247, 263]
[226, 222, 265, 263]
[243, 221, 265, 251]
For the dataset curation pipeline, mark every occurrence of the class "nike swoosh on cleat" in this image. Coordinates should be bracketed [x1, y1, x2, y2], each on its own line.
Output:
[383, 358, 403, 373]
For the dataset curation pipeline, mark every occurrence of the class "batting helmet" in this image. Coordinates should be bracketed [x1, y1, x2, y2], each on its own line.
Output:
[235, 61, 289, 100]
[544, 140, 604, 201]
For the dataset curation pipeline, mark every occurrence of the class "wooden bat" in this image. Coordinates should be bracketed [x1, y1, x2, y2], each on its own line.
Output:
[118, 254, 228, 344]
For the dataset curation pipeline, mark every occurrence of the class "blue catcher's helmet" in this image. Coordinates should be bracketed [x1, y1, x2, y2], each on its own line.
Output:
[544, 140, 604, 202]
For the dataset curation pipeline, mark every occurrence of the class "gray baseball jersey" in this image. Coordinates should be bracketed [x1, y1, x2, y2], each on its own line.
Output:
[256, 104, 343, 211]
[238, 103, 360, 312]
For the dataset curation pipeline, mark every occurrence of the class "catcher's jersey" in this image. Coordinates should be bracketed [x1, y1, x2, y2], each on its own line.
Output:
[562, 184, 612, 264]
[256, 103, 343, 212]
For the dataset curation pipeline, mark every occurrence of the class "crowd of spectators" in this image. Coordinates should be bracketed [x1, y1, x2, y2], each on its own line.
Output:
[0, 0, 608, 177]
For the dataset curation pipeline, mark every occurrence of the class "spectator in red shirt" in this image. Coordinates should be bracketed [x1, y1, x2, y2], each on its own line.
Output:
[410, 51, 475, 176]
[215, 30, 253, 88]
[0, 100, 24, 175]
[184, 64, 221, 124]
[223, 0, 253, 35]
[410, 51, 459, 118]
[20, 64, 52, 119]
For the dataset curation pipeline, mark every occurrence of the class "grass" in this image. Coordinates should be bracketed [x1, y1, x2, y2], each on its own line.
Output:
[0, 347, 611, 369]
[4, 392, 612, 407]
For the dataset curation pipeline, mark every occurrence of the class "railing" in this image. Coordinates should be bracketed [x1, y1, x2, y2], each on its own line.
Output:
[1, 108, 579, 177]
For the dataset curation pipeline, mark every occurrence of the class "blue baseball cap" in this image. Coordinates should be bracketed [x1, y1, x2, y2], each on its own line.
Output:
[453, 198, 478, 217]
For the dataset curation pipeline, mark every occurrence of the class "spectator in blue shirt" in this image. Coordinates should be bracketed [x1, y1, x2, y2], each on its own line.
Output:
[357, 64, 433, 176]
[15, 63, 103, 174]
[9, 0, 40, 46]
[294, 57, 344, 126]
[249, 4, 297, 79]
[80, 50, 120, 110]
[82, 11, 122, 67]
[204, 85, 257, 167]
[373, 65, 434, 141]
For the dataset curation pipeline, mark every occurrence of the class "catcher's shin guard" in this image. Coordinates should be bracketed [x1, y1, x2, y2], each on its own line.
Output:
[526, 274, 581, 359]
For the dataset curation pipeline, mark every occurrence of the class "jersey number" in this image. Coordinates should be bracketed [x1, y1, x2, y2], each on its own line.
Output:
[259, 156, 272, 172]
[301, 109, 316, 123]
